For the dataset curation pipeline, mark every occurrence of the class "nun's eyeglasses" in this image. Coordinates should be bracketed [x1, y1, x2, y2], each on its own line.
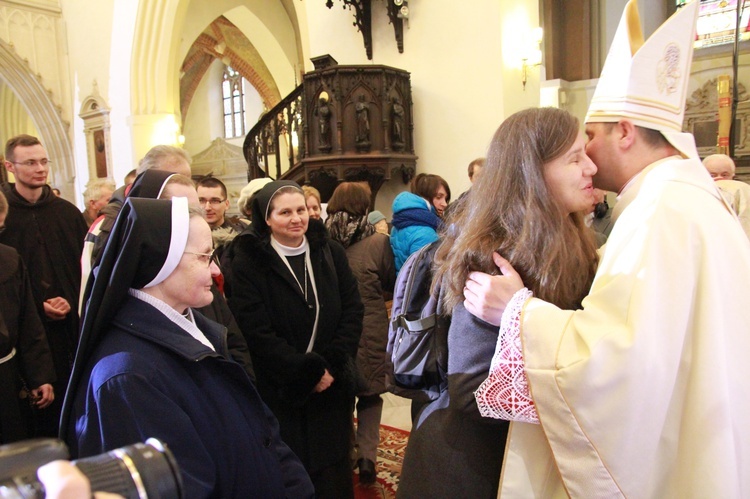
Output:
[184, 249, 218, 267]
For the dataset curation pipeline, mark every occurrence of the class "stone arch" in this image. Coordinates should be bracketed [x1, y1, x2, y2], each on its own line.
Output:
[0, 38, 74, 191]
[180, 16, 281, 122]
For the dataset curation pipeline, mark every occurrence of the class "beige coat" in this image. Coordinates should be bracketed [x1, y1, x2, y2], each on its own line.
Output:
[501, 157, 750, 498]
[716, 179, 750, 241]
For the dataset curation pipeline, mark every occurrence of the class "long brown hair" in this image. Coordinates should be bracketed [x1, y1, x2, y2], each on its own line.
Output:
[435, 107, 598, 311]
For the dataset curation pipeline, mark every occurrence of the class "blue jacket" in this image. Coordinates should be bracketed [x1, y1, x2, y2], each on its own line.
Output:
[68, 296, 314, 499]
[390, 192, 440, 272]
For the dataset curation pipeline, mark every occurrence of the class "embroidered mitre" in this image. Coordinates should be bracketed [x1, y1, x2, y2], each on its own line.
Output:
[585, 0, 700, 159]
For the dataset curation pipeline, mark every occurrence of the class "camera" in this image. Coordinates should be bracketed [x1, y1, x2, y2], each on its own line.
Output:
[0, 438, 182, 499]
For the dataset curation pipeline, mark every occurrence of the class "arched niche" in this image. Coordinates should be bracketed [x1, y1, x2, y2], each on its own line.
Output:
[79, 82, 114, 182]
[0, 38, 74, 195]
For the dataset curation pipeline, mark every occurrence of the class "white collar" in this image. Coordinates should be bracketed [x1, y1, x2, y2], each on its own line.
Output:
[271, 235, 308, 256]
[129, 288, 215, 351]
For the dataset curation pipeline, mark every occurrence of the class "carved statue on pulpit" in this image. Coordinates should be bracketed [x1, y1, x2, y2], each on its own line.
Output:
[316, 94, 332, 152]
[355, 95, 371, 148]
[391, 96, 405, 151]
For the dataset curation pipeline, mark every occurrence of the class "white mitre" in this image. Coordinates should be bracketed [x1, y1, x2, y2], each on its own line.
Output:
[585, 0, 700, 159]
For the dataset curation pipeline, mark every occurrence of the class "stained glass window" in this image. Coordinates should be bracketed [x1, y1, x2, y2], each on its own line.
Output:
[679, 0, 750, 49]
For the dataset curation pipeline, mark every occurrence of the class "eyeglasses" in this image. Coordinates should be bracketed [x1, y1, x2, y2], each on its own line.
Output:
[10, 159, 51, 167]
[198, 198, 226, 207]
[184, 249, 218, 267]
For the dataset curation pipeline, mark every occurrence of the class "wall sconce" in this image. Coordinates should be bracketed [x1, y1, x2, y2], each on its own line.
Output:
[521, 27, 544, 91]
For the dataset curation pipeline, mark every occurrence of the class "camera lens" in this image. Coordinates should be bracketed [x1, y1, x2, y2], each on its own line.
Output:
[0, 438, 181, 499]
[73, 439, 182, 499]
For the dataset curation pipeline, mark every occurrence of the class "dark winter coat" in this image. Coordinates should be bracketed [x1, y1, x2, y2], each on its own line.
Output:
[68, 296, 314, 499]
[0, 184, 87, 413]
[344, 232, 395, 395]
[228, 219, 364, 474]
[398, 304, 510, 499]
[0, 244, 55, 385]
[0, 244, 56, 443]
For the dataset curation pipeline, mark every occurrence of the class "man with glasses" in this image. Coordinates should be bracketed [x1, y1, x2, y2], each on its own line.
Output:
[0, 134, 87, 438]
[196, 176, 246, 265]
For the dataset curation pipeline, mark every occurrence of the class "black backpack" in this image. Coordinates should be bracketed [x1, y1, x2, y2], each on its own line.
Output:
[385, 241, 449, 402]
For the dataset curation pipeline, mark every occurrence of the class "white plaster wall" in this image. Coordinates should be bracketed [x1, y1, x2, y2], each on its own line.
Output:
[183, 59, 224, 156]
[107, 0, 138, 182]
[61, 0, 138, 201]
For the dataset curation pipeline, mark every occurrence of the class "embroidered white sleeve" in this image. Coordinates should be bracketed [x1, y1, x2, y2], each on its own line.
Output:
[474, 287, 539, 424]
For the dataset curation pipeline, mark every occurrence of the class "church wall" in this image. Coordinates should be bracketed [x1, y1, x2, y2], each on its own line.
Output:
[60, 0, 114, 203]
[183, 59, 225, 157]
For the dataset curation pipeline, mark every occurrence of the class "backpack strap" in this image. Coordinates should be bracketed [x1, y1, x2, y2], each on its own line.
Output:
[394, 314, 436, 332]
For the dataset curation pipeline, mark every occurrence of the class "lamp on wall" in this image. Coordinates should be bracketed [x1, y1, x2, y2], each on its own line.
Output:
[521, 27, 544, 91]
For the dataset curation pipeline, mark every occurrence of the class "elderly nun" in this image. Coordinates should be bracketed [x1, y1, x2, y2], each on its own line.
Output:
[61, 197, 313, 498]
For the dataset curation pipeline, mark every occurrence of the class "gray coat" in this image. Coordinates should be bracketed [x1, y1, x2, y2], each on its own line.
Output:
[398, 304, 510, 499]
[344, 232, 396, 395]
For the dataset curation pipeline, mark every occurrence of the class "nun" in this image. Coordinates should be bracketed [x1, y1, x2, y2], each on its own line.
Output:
[228, 180, 364, 498]
[61, 197, 313, 498]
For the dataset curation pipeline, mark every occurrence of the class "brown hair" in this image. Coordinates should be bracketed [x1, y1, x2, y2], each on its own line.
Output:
[468, 158, 485, 179]
[327, 182, 371, 216]
[196, 176, 228, 199]
[0, 190, 7, 216]
[5, 135, 42, 162]
[435, 107, 598, 311]
[411, 173, 451, 204]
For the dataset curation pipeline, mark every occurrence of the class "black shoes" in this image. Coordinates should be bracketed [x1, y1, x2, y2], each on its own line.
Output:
[357, 458, 376, 485]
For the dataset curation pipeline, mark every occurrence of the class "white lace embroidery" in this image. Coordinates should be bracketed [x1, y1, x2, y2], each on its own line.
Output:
[474, 287, 539, 424]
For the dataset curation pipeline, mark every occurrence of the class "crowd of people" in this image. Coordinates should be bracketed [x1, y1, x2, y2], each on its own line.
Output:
[1, 1, 749, 498]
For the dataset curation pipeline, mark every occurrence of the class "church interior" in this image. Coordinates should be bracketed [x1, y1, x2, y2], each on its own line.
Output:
[1, 1, 749, 495]
[0, 0, 747, 216]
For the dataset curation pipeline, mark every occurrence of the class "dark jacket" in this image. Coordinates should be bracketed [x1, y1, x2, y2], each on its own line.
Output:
[0, 184, 87, 321]
[68, 296, 314, 499]
[0, 184, 87, 412]
[398, 304, 510, 499]
[344, 232, 396, 395]
[0, 244, 56, 443]
[228, 219, 364, 473]
[0, 244, 55, 384]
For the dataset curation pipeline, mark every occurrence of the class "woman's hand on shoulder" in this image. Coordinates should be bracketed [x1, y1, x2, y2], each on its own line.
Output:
[463, 252, 524, 326]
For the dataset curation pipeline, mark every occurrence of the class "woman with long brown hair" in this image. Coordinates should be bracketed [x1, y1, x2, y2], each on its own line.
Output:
[398, 107, 598, 498]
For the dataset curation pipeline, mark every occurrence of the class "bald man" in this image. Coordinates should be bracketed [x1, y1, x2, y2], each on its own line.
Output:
[703, 154, 750, 239]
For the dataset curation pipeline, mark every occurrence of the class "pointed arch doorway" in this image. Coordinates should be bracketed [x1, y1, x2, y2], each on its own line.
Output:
[0, 38, 75, 196]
